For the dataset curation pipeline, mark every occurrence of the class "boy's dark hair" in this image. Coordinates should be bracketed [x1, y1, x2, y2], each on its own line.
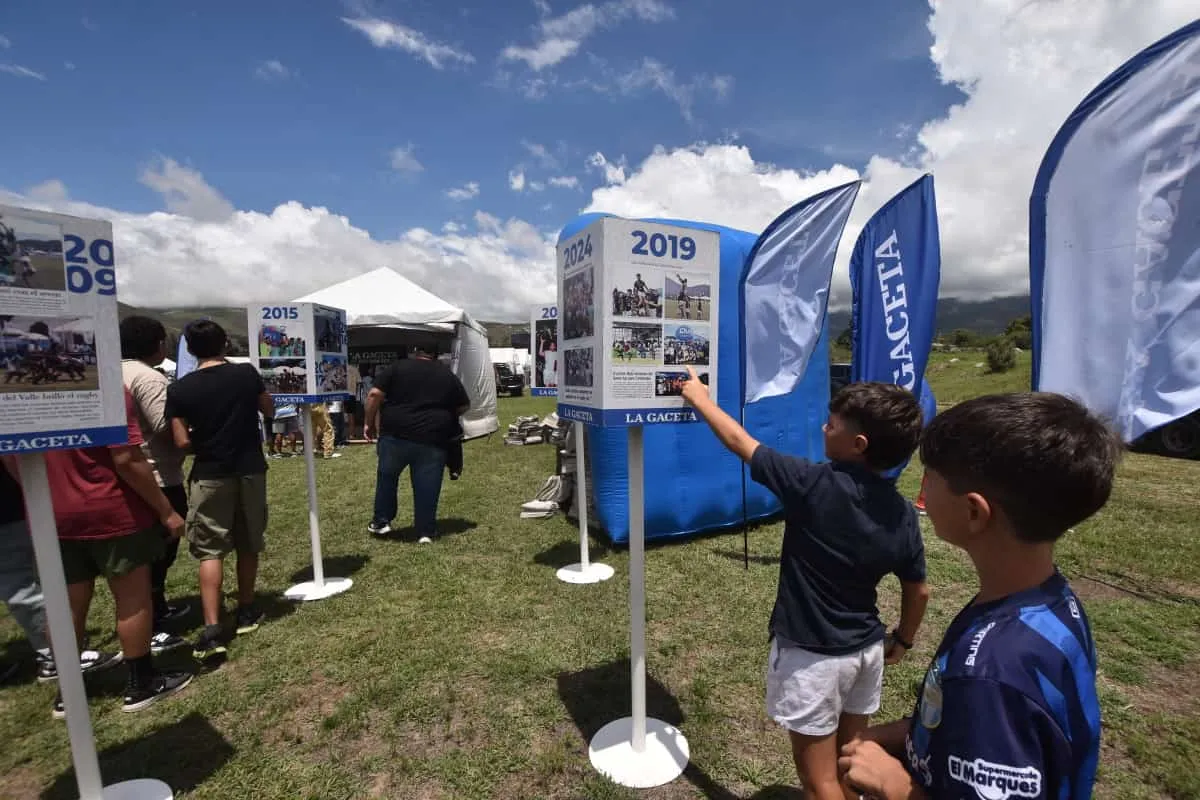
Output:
[920, 392, 1122, 543]
[184, 320, 228, 360]
[830, 382, 923, 470]
[119, 315, 167, 361]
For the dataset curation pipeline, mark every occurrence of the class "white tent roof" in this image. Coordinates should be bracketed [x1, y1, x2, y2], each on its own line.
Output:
[293, 267, 484, 334]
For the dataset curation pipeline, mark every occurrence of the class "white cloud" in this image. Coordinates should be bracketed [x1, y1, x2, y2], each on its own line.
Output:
[138, 157, 235, 223]
[255, 59, 290, 81]
[0, 34, 11, 49]
[445, 181, 481, 200]
[389, 144, 424, 174]
[533, 0, 552, 15]
[2, 2, 1195, 324]
[617, 58, 733, 122]
[508, 170, 527, 192]
[0, 64, 46, 81]
[342, 16, 474, 70]
[549, 175, 580, 189]
[502, 0, 674, 71]
[522, 139, 560, 168]
[64, 61, 76, 71]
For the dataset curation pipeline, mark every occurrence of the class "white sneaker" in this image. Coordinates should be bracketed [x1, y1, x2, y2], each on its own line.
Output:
[418, 536, 433, 544]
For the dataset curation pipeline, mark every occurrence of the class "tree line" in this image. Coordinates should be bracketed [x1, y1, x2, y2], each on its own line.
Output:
[835, 315, 1032, 374]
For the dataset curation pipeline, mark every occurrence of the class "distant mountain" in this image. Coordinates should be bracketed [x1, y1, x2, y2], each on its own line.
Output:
[826, 295, 1031, 339]
[119, 294, 1033, 352]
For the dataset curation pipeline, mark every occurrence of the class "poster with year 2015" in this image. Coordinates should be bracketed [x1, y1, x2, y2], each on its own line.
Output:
[246, 302, 350, 403]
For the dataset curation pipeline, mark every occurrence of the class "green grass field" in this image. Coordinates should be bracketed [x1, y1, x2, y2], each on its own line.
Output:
[1, 350, 1197, 799]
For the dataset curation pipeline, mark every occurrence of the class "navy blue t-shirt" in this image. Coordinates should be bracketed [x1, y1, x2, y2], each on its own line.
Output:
[749, 446, 926, 655]
[904, 571, 1101, 800]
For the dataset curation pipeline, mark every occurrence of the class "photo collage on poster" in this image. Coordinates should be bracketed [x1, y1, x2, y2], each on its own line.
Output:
[313, 305, 349, 394]
[257, 319, 308, 396]
[530, 304, 559, 396]
[559, 264, 595, 403]
[609, 264, 712, 403]
[0, 204, 128, 451]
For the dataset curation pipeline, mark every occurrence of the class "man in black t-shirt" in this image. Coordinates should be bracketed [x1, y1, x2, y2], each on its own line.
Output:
[165, 320, 276, 660]
[363, 346, 470, 543]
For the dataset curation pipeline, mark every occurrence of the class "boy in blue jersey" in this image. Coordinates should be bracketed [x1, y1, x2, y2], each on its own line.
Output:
[681, 369, 930, 800]
[839, 392, 1118, 800]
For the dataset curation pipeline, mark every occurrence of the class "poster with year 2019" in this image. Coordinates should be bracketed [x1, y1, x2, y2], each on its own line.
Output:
[0, 204, 128, 454]
[556, 216, 719, 428]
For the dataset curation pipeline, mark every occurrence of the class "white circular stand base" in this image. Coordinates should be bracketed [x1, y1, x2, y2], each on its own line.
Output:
[284, 577, 353, 602]
[99, 778, 174, 799]
[556, 562, 614, 584]
[588, 717, 690, 789]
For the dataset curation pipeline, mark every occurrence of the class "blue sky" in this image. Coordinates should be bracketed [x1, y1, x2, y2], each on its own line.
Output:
[0, 0, 962, 241]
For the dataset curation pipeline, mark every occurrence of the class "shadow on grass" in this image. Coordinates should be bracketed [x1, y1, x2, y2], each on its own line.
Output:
[559, 660, 769, 800]
[712, 549, 779, 567]
[161, 590, 299, 633]
[288, 553, 371, 584]
[377, 517, 477, 543]
[40, 711, 234, 799]
[533, 538, 613, 569]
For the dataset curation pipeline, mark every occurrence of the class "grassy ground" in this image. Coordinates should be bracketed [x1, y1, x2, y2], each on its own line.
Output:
[1, 352, 1197, 799]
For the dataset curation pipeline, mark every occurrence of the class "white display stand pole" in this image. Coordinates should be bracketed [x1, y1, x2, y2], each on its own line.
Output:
[557, 421, 614, 585]
[19, 454, 174, 800]
[587, 426, 689, 788]
[284, 406, 353, 601]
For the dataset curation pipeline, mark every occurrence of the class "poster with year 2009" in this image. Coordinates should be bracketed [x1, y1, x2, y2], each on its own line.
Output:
[0, 204, 128, 454]
[556, 216, 719, 427]
[530, 303, 559, 396]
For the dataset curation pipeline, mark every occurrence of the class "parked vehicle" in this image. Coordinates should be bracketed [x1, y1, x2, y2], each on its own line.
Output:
[494, 363, 524, 397]
[830, 363, 852, 396]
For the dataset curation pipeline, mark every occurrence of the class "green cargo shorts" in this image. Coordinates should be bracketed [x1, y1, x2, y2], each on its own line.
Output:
[187, 474, 268, 561]
[60, 525, 166, 585]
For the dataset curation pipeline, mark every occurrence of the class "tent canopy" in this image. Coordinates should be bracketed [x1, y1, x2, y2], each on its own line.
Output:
[293, 268, 499, 439]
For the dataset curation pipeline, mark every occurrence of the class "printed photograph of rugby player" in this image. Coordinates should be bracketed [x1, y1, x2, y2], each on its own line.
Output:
[562, 267, 595, 340]
[611, 322, 662, 366]
[261, 357, 307, 395]
[655, 370, 708, 397]
[0, 213, 66, 292]
[663, 322, 710, 367]
[564, 347, 594, 387]
[0, 315, 98, 393]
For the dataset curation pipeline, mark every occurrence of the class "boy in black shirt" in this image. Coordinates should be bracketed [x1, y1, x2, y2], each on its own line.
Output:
[165, 320, 276, 659]
[681, 369, 930, 799]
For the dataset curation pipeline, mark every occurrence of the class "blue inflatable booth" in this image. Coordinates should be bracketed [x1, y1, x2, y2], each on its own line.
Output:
[558, 213, 831, 545]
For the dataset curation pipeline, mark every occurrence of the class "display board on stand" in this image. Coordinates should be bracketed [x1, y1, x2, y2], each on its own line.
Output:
[530, 303, 559, 397]
[556, 216, 719, 788]
[246, 302, 353, 602]
[0, 204, 176, 799]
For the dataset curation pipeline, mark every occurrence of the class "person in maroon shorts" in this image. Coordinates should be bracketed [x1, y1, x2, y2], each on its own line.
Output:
[3, 389, 194, 717]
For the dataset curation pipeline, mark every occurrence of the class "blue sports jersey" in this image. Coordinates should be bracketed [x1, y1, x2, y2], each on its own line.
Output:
[904, 571, 1100, 799]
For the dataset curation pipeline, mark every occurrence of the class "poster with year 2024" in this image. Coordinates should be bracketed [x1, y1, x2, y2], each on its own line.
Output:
[246, 303, 350, 403]
[0, 204, 128, 454]
[556, 216, 719, 427]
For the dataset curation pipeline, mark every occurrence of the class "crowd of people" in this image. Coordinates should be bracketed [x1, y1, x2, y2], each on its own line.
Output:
[1, 310, 1114, 798]
[663, 334, 709, 366]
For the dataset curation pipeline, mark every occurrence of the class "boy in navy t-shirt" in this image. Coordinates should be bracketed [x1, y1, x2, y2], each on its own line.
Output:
[681, 369, 930, 799]
[839, 392, 1118, 800]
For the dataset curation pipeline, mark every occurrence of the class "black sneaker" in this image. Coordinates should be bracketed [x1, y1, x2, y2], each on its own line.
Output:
[37, 649, 123, 683]
[52, 693, 66, 719]
[0, 661, 19, 685]
[192, 628, 228, 660]
[155, 602, 191, 626]
[122, 671, 193, 713]
[150, 632, 188, 655]
[235, 606, 265, 635]
[367, 520, 391, 537]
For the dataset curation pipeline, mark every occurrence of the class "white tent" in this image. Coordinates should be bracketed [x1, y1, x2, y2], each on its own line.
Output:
[294, 268, 499, 439]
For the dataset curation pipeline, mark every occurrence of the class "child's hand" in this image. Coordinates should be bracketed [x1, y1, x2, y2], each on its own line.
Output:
[680, 367, 707, 406]
[884, 635, 909, 665]
[839, 739, 913, 799]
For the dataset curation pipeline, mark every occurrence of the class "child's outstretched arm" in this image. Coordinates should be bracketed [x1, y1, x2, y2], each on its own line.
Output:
[680, 367, 758, 462]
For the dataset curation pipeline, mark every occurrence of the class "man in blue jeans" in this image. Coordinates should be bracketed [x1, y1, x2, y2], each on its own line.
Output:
[363, 347, 469, 544]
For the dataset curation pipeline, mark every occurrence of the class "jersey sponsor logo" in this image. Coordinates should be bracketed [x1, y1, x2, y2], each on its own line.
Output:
[948, 755, 1042, 800]
[905, 735, 933, 786]
[919, 662, 943, 729]
[965, 621, 997, 667]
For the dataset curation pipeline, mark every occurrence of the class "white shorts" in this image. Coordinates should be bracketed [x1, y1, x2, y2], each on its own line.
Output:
[765, 638, 884, 736]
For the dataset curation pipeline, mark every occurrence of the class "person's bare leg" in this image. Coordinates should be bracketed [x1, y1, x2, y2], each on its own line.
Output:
[788, 730, 846, 800]
[107, 565, 152, 659]
[836, 714, 872, 800]
[66, 580, 94, 650]
[235, 552, 258, 607]
[198, 558, 224, 626]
